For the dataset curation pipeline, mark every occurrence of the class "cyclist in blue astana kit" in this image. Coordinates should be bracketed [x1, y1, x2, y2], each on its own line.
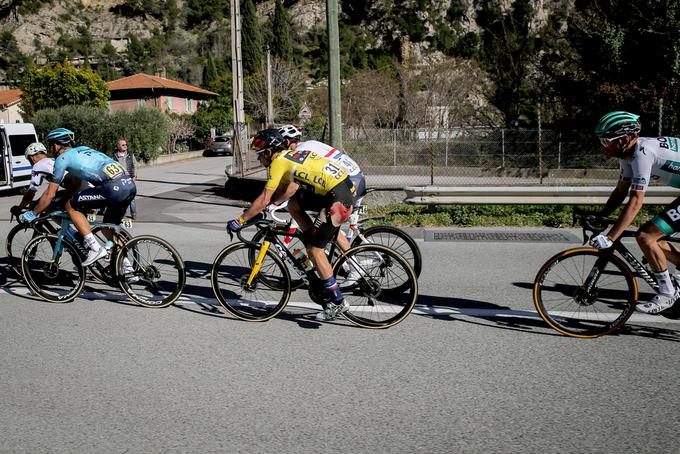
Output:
[591, 111, 680, 314]
[20, 128, 136, 267]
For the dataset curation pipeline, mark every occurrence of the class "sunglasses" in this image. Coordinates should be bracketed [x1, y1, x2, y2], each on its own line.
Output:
[599, 136, 625, 147]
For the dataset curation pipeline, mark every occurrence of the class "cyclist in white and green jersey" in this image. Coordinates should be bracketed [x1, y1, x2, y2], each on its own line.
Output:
[591, 111, 680, 314]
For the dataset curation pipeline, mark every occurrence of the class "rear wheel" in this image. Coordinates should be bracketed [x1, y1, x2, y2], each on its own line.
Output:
[116, 235, 185, 308]
[533, 248, 637, 338]
[211, 242, 291, 321]
[21, 234, 85, 303]
[333, 244, 418, 329]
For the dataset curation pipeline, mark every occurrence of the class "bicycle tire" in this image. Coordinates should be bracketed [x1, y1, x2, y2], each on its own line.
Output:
[211, 242, 291, 321]
[87, 226, 133, 286]
[353, 225, 422, 279]
[116, 235, 186, 308]
[21, 234, 86, 303]
[333, 244, 418, 328]
[250, 228, 306, 290]
[6, 220, 57, 277]
[533, 247, 638, 338]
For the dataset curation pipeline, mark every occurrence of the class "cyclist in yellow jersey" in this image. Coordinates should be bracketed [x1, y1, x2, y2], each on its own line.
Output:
[226, 128, 355, 321]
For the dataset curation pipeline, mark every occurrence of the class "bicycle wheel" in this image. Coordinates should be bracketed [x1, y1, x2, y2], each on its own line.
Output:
[115, 235, 186, 308]
[211, 242, 291, 321]
[251, 229, 306, 290]
[88, 226, 133, 286]
[6, 223, 38, 277]
[353, 225, 422, 279]
[21, 234, 85, 303]
[533, 248, 638, 338]
[333, 244, 418, 328]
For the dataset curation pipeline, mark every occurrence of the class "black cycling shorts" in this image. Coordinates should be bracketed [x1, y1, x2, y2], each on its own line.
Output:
[70, 177, 136, 225]
[297, 178, 354, 248]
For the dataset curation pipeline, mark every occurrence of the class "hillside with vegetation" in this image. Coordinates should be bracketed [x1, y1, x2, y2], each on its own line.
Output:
[2, 0, 680, 135]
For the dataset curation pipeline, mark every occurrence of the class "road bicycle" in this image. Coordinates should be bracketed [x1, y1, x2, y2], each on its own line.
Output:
[210, 214, 419, 328]
[533, 208, 680, 338]
[20, 210, 185, 308]
[250, 189, 422, 293]
[6, 207, 132, 282]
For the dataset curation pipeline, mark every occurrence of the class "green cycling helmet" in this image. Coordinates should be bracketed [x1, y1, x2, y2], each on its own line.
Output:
[595, 111, 641, 139]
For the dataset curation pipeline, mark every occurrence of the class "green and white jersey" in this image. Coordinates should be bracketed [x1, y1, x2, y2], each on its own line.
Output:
[620, 137, 680, 191]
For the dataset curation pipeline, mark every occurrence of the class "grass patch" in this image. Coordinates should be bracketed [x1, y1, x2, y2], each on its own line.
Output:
[366, 204, 665, 228]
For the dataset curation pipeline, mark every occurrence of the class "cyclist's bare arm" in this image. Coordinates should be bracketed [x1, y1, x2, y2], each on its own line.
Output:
[31, 182, 59, 215]
[271, 182, 299, 206]
[607, 189, 645, 241]
[601, 179, 631, 217]
[242, 188, 274, 222]
[18, 188, 37, 210]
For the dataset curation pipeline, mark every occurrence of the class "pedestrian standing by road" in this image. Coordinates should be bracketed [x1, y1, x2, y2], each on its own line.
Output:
[116, 137, 138, 219]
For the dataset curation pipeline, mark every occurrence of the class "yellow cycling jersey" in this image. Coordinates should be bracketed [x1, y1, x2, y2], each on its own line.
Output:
[265, 149, 347, 195]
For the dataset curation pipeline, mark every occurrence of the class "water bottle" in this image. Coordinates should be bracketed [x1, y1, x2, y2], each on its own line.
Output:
[292, 247, 313, 271]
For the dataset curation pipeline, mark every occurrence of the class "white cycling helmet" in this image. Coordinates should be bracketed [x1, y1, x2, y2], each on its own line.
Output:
[25, 142, 47, 158]
[278, 124, 302, 141]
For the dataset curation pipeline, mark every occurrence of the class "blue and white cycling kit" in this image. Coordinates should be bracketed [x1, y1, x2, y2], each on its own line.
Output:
[54, 146, 136, 224]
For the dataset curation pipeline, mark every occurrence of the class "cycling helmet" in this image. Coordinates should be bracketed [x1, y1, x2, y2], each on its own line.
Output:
[25, 142, 47, 158]
[595, 111, 641, 139]
[45, 127, 75, 145]
[251, 128, 285, 155]
[278, 124, 302, 141]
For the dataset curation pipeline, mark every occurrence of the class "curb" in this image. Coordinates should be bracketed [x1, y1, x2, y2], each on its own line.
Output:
[138, 150, 206, 167]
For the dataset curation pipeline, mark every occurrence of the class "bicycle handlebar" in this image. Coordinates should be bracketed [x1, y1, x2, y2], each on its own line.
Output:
[572, 207, 618, 243]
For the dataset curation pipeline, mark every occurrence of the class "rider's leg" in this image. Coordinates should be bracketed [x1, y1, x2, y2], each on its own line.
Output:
[287, 195, 313, 231]
[636, 222, 679, 313]
[66, 199, 92, 237]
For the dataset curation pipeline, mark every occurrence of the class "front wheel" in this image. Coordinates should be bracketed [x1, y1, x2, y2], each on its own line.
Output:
[115, 235, 186, 308]
[211, 242, 291, 321]
[353, 225, 422, 280]
[333, 244, 418, 329]
[533, 248, 638, 338]
[21, 234, 86, 303]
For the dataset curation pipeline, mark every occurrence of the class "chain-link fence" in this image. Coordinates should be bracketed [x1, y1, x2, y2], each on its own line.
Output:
[337, 128, 617, 187]
[231, 127, 621, 188]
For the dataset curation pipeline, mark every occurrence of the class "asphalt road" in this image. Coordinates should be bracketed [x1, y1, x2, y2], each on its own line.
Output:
[0, 156, 678, 453]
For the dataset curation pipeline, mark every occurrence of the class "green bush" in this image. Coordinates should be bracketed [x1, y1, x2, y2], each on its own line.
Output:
[32, 105, 170, 161]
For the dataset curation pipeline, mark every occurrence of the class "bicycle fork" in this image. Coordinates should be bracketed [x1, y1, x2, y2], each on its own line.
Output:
[247, 241, 271, 285]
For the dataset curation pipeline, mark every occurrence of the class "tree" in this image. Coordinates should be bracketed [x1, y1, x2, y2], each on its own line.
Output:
[269, 0, 292, 62]
[241, 0, 263, 75]
[244, 57, 304, 122]
[474, 0, 539, 127]
[20, 61, 110, 118]
[202, 51, 218, 87]
[342, 69, 400, 128]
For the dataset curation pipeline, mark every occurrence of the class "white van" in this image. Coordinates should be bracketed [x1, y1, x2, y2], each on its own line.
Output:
[0, 123, 38, 192]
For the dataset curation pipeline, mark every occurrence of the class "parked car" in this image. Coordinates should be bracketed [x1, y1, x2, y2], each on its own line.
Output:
[208, 135, 233, 156]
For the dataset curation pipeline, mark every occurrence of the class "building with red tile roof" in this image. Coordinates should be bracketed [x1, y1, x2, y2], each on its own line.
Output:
[0, 89, 24, 123]
[107, 73, 218, 114]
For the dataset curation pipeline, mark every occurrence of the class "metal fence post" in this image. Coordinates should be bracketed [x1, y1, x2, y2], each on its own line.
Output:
[558, 131, 562, 170]
[445, 129, 449, 167]
[393, 129, 397, 166]
[501, 128, 505, 168]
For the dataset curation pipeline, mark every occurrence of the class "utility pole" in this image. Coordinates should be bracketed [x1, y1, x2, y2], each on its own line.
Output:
[326, 0, 342, 148]
[266, 48, 274, 127]
[231, 0, 248, 176]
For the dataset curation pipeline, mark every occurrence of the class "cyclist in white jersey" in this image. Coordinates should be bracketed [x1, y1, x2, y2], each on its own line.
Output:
[277, 124, 366, 255]
[591, 111, 680, 313]
[10, 142, 82, 217]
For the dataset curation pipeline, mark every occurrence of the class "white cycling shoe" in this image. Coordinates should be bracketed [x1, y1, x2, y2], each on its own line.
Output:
[82, 247, 107, 267]
[636, 289, 680, 314]
[315, 300, 350, 321]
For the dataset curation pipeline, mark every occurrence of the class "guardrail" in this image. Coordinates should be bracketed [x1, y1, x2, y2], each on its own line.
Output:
[403, 186, 679, 205]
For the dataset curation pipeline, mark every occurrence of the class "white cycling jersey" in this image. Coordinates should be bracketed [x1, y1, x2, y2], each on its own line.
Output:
[620, 137, 680, 192]
[295, 140, 361, 177]
[28, 158, 55, 192]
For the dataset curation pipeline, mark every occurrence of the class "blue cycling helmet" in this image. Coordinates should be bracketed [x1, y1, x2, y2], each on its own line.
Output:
[46, 128, 75, 146]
